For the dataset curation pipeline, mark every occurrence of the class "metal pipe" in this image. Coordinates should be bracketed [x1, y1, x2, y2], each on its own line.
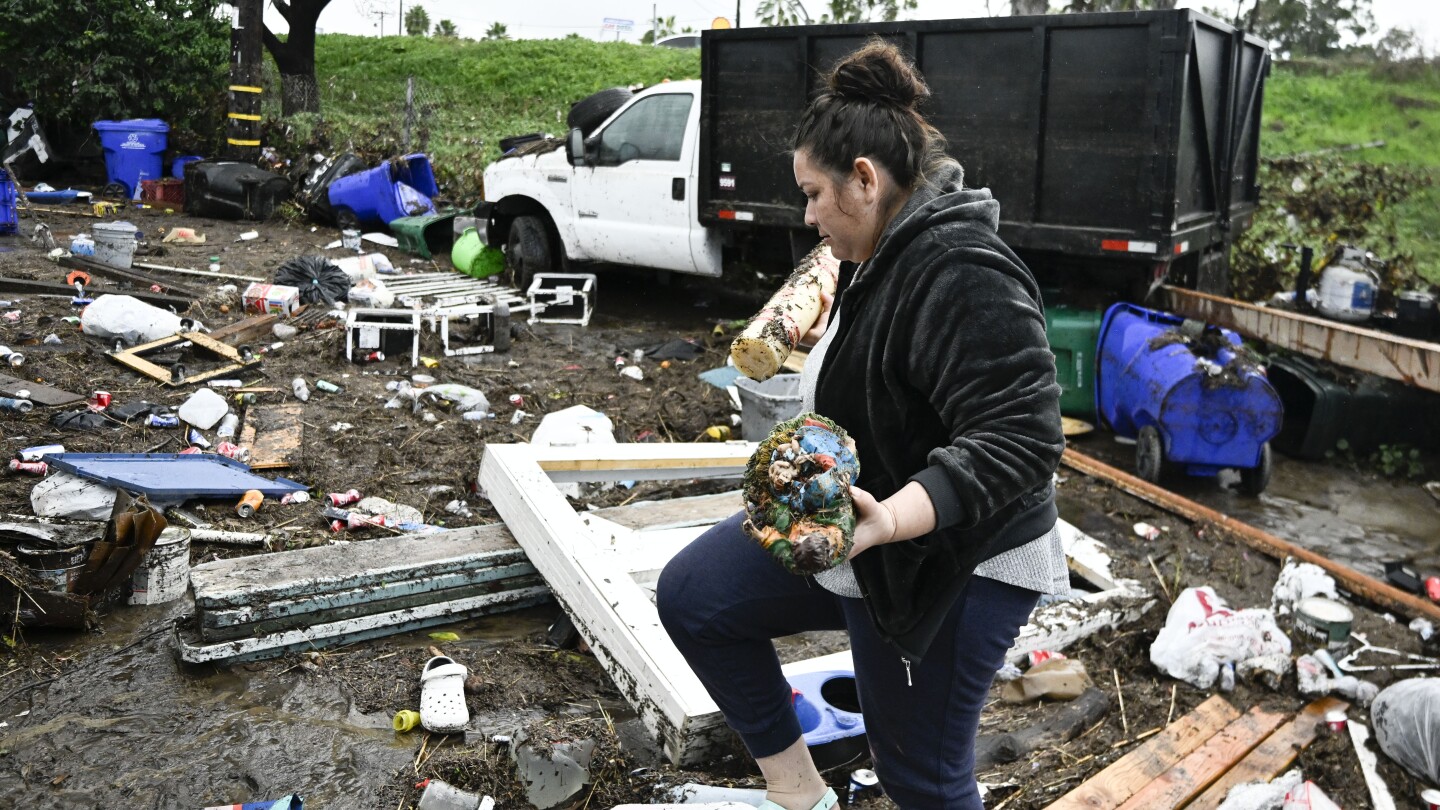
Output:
[1061, 447, 1440, 623]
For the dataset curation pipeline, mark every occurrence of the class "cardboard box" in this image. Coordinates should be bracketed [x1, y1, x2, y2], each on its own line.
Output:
[242, 283, 301, 317]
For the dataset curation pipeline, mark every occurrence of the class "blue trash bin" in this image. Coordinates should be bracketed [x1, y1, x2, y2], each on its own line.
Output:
[326, 153, 439, 229]
[171, 155, 204, 179]
[93, 119, 169, 198]
[0, 169, 17, 235]
[1095, 302, 1282, 494]
[787, 669, 867, 770]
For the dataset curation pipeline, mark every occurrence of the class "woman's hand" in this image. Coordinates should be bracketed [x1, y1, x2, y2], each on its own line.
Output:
[798, 289, 834, 348]
[847, 484, 896, 560]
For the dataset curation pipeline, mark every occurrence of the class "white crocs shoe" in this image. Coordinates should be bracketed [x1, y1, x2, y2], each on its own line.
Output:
[757, 788, 839, 810]
[419, 655, 470, 734]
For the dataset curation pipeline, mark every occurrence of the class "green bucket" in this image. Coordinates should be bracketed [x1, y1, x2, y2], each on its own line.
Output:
[451, 227, 501, 279]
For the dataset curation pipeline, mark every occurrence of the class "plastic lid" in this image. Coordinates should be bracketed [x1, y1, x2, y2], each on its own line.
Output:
[93, 119, 169, 132]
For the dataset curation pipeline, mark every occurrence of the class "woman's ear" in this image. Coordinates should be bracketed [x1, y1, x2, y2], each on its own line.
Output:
[852, 157, 882, 205]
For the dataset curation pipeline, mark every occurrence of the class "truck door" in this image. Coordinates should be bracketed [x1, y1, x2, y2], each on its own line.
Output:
[570, 91, 699, 273]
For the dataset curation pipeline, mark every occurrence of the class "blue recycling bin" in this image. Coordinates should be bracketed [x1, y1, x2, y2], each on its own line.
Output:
[0, 168, 17, 234]
[326, 153, 439, 229]
[93, 119, 169, 198]
[171, 155, 204, 179]
[1095, 302, 1282, 494]
[787, 669, 867, 770]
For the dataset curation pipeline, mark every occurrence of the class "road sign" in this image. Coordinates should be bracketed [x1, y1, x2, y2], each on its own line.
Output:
[602, 17, 635, 31]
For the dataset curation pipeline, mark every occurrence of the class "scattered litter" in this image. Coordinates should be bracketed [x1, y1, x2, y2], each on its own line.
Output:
[161, 227, 206, 244]
[1001, 657, 1093, 703]
[1133, 522, 1161, 541]
[81, 294, 199, 345]
[428, 631, 460, 642]
[619, 365, 644, 381]
[237, 230, 259, 241]
[512, 725, 596, 809]
[1271, 559, 1338, 614]
[177, 387, 230, 430]
[1410, 617, 1434, 641]
[1283, 781, 1341, 810]
[274, 256, 350, 305]
[1149, 586, 1291, 689]
[416, 779, 484, 810]
[1216, 768, 1304, 810]
[329, 422, 353, 433]
[1293, 596, 1353, 650]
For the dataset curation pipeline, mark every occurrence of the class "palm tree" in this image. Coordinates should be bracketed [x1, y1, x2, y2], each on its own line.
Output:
[433, 19, 459, 37]
[641, 14, 679, 44]
[484, 21, 509, 40]
[758, 0, 813, 25]
[404, 5, 430, 36]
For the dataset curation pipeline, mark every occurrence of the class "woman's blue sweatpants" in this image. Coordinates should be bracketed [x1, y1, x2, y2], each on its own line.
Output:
[657, 513, 1040, 810]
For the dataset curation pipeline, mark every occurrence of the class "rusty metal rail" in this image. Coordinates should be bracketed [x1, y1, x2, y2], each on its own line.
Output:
[1062, 447, 1440, 623]
[1161, 286, 1440, 394]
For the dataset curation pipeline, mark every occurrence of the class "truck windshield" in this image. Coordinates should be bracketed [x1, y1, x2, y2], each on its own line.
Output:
[595, 93, 693, 164]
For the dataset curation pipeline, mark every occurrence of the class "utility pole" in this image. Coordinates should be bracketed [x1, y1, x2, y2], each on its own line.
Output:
[736, 0, 741, 27]
[375, 10, 388, 36]
[399, 0, 404, 34]
[225, 0, 262, 162]
[652, 3, 658, 44]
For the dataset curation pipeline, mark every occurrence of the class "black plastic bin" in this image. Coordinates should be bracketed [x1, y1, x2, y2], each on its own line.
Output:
[1267, 354, 1439, 459]
[183, 161, 291, 220]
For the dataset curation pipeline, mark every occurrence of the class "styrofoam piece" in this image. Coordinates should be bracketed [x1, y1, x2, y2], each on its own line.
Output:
[30, 471, 117, 520]
[177, 387, 229, 430]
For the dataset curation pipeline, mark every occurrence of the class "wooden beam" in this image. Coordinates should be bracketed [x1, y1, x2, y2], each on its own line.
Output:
[1061, 448, 1440, 624]
[1113, 706, 1287, 810]
[0, 275, 192, 309]
[60, 255, 203, 300]
[1348, 721, 1396, 810]
[1161, 286, 1440, 393]
[209, 313, 281, 346]
[1047, 695, 1242, 810]
[529, 442, 753, 483]
[1187, 697, 1347, 810]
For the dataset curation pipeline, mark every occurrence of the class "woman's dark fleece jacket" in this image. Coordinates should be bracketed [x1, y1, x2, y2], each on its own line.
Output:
[814, 163, 1064, 663]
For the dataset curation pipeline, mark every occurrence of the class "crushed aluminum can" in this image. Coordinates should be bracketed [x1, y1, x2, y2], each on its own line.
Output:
[187, 428, 212, 449]
[18, 444, 64, 462]
[508, 394, 524, 408]
[848, 769, 880, 805]
[146, 413, 179, 429]
[328, 489, 362, 507]
[89, 390, 112, 410]
[216, 442, 251, 464]
[7, 459, 47, 476]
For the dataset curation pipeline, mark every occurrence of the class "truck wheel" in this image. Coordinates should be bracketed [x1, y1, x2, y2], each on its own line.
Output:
[505, 215, 553, 293]
[1136, 426, 1165, 484]
[568, 87, 632, 136]
[1238, 443, 1271, 497]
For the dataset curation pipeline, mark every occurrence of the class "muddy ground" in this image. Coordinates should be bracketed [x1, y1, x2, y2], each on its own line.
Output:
[0, 204, 1438, 809]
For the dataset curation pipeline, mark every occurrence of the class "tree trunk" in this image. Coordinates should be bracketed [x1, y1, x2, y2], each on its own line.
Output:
[280, 72, 320, 115]
[1011, 0, 1049, 15]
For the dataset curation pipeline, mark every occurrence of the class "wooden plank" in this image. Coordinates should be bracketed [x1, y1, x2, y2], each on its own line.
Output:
[0, 373, 84, 407]
[0, 274, 192, 309]
[1113, 706, 1287, 810]
[209, 313, 281, 346]
[529, 442, 752, 483]
[60, 255, 203, 300]
[239, 403, 303, 469]
[1348, 721, 1396, 810]
[1063, 449, 1440, 624]
[1048, 695, 1242, 810]
[1186, 697, 1347, 810]
[190, 522, 524, 608]
[590, 491, 740, 531]
[1162, 285, 1440, 394]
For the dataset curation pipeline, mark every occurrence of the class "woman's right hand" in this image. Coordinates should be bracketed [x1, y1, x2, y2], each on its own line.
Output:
[799, 289, 834, 348]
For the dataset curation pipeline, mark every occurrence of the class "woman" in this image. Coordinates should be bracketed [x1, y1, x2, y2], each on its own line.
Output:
[657, 40, 1066, 810]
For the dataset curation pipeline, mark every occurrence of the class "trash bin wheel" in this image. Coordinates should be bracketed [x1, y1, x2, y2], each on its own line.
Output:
[1238, 442, 1272, 497]
[334, 206, 359, 232]
[505, 215, 553, 294]
[1135, 426, 1164, 484]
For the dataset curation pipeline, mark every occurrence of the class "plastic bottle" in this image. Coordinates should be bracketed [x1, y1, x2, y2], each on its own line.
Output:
[0, 346, 24, 367]
[0, 397, 34, 413]
[292, 377, 310, 402]
[216, 413, 240, 439]
[235, 489, 264, 518]
[315, 379, 342, 394]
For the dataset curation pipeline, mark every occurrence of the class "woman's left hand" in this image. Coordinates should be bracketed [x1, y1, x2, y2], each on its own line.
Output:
[847, 484, 896, 560]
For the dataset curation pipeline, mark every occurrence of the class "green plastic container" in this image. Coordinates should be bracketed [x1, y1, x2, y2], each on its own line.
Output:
[390, 211, 457, 259]
[1045, 305, 1103, 419]
[451, 227, 503, 279]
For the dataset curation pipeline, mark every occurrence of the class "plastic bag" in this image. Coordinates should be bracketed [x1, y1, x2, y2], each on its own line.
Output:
[1217, 768, 1303, 810]
[274, 256, 351, 305]
[1371, 678, 1440, 784]
[1282, 781, 1340, 810]
[31, 471, 118, 520]
[1149, 587, 1292, 689]
[1271, 559, 1337, 615]
[80, 294, 199, 345]
[421, 384, 489, 414]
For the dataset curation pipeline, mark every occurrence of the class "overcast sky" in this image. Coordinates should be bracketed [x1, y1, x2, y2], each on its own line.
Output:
[265, 0, 1440, 50]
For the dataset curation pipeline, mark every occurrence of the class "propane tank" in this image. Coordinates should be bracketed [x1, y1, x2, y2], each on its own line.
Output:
[1316, 246, 1380, 324]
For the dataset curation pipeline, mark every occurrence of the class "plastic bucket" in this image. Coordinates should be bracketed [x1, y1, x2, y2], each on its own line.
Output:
[450, 227, 491, 277]
[93, 119, 168, 198]
[15, 543, 88, 593]
[130, 527, 191, 605]
[734, 373, 803, 442]
[391, 211, 456, 258]
[327, 154, 439, 228]
[92, 221, 139, 270]
[787, 669, 867, 770]
[1095, 303, 1281, 470]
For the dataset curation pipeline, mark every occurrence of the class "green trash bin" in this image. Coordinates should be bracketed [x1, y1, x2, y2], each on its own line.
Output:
[1045, 305, 1102, 420]
[390, 211, 457, 259]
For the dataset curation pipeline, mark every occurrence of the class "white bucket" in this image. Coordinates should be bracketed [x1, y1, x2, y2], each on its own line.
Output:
[1316, 254, 1379, 324]
[92, 221, 139, 270]
[130, 527, 191, 605]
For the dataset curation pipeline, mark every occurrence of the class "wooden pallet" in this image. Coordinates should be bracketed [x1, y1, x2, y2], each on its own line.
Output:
[1047, 695, 1348, 810]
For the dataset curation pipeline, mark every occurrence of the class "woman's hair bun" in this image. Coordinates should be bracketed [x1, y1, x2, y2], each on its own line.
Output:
[828, 39, 930, 110]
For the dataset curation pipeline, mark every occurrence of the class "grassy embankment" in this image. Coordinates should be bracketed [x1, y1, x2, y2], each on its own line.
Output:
[270, 35, 1439, 286]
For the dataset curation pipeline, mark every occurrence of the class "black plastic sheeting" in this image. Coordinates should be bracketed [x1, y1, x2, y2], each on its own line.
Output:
[274, 256, 351, 305]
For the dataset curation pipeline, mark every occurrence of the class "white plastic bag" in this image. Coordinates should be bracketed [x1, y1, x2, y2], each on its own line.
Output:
[1217, 768, 1304, 810]
[1150, 587, 1292, 689]
[80, 294, 200, 345]
[31, 471, 118, 520]
[421, 384, 489, 414]
[1271, 559, 1337, 615]
[1371, 678, 1440, 784]
[1282, 781, 1340, 810]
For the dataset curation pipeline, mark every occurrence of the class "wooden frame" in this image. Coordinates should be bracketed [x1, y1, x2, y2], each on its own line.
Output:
[479, 442, 1152, 766]
[108, 331, 261, 386]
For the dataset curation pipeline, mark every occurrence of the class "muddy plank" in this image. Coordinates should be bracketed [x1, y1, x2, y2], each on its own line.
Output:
[199, 561, 539, 635]
[201, 572, 546, 642]
[1112, 706, 1287, 810]
[189, 523, 524, 608]
[1048, 695, 1242, 810]
[976, 687, 1110, 770]
[590, 491, 740, 531]
[0, 274, 193, 309]
[209, 313, 281, 346]
[1186, 697, 1348, 810]
[238, 403, 303, 470]
[59, 255, 203, 300]
[176, 585, 552, 665]
[0, 373, 85, 407]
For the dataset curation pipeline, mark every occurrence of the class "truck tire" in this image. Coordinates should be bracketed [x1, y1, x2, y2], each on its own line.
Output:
[505, 215, 554, 293]
[568, 88, 632, 136]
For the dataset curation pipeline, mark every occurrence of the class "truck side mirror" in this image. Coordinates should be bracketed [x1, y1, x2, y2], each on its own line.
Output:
[567, 128, 587, 167]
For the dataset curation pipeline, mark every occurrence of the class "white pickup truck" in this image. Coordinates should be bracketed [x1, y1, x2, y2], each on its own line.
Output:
[476, 80, 737, 290]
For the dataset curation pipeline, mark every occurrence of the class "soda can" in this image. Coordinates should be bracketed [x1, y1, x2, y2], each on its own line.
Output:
[18, 444, 64, 462]
[0, 346, 23, 367]
[178, 446, 203, 455]
[508, 394, 524, 408]
[315, 379, 342, 394]
[7, 459, 47, 476]
[359, 351, 385, 364]
[1325, 709, 1347, 734]
[848, 769, 880, 805]
[235, 489, 264, 518]
[328, 489, 362, 507]
[216, 442, 251, 464]
[0, 396, 34, 413]
[89, 390, 112, 410]
[146, 413, 179, 429]
[187, 428, 212, 449]
[235, 393, 258, 407]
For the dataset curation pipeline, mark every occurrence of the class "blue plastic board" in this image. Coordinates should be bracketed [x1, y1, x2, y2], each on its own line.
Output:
[697, 365, 744, 390]
[45, 453, 306, 503]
